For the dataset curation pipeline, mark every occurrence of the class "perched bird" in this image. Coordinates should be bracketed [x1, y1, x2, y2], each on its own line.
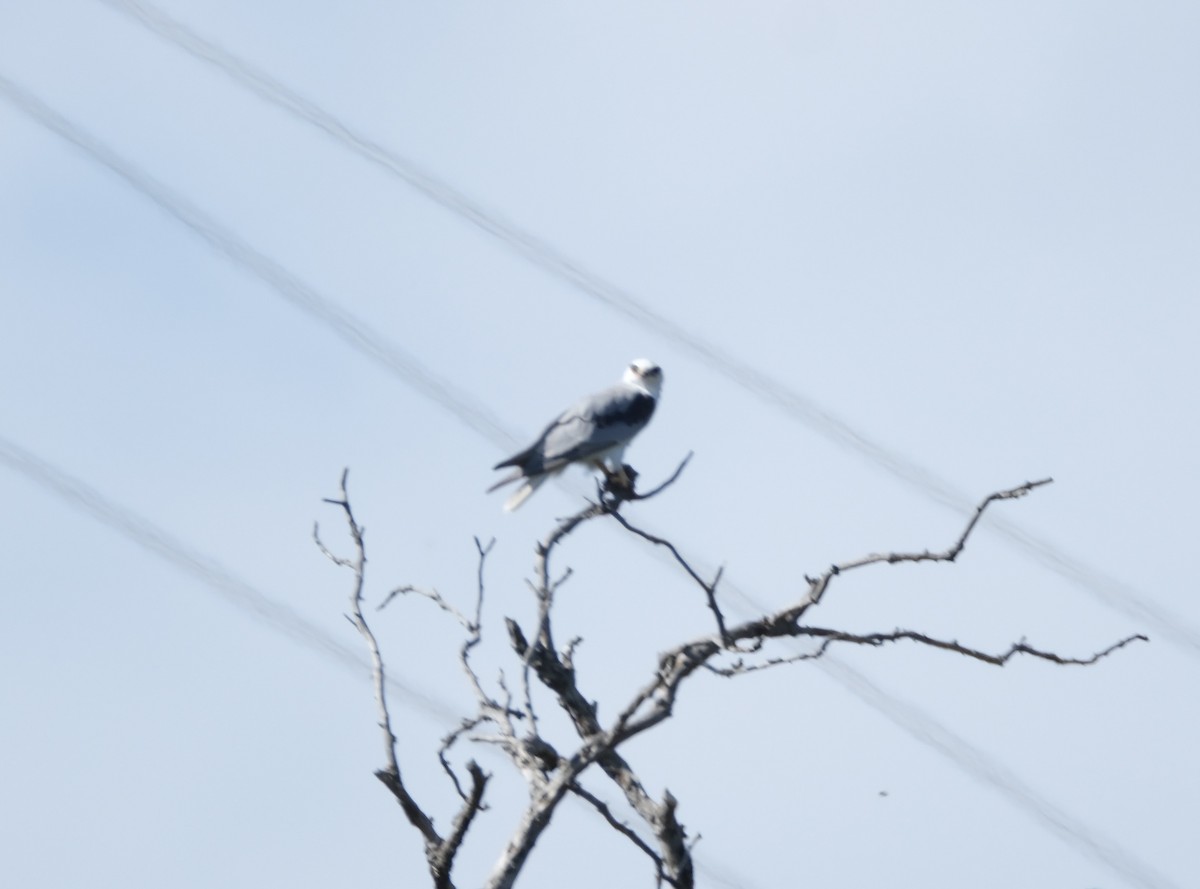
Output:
[489, 358, 664, 511]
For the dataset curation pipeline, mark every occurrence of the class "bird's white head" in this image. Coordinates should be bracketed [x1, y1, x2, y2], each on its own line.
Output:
[623, 358, 664, 397]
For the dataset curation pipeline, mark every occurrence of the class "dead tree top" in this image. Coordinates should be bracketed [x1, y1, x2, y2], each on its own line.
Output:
[316, 463, 1146, 889]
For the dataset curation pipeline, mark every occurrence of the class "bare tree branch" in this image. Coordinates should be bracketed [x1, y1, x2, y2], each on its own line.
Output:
[319, 469, 490, 889]
[770, 478, 1055, 631]
[438, 716, 487, 802]
[570, 782, 678, 888]
[814, 476, 1054, 587]
[506, 611, 697, 888]
[517, 498, 606, 734]
[708, 627, 1149, 675]
[471, 537, 492, 630]
[378, 583, 460, 618]
[316, 471, 439, 847]
[431, 761, 488, 883]
[504, 475, 1102, 889]
[323, 468, 1142, 889]
[623, 451, 695, 501]
[604, 478, 1142, 751]
[428, 540, 521, 806]
[607, 509, 729, 643]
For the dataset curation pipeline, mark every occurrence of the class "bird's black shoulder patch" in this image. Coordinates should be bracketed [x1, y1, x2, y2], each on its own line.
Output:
[595, 392, 655, 428]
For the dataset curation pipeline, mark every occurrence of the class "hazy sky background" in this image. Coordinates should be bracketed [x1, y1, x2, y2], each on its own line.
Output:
[2, 1, 1197, 887]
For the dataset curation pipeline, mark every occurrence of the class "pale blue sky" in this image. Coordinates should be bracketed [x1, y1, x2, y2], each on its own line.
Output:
[2, 2, 1197, 887]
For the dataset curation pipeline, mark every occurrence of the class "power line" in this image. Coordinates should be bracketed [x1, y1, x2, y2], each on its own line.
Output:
[0, 433, 754, 887]
[0, 432, 458, 725]
[0, 435, 748, 888]
[0, 73, 518, 455]
[2, 426, 1169, 889]
[708, 572, 1180, 889]
[815, 654, 1180, 889]
[0, 75, 745, 885]
[93, 0, 1200, 658]
[0, 77, 1175, 888]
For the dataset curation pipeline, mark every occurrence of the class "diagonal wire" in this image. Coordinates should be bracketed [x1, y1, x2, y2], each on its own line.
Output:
[0, 431, 760, 885]
[0, 73, 517, 455]
[0, 432, 458, 725]
[0, 430, 1174, 889]
[819, 653, 1181, 889]
[719, 578, 1181, 889]
[92, 0, 1200, 658]
[0, 76, 1178, 888]
[0, 71, 741, 885]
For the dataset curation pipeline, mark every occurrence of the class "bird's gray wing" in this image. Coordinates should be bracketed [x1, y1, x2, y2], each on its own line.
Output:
[537, 383, 656, 471]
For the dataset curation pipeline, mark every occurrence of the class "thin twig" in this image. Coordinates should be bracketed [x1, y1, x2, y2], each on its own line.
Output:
[607, 509, 729, 644]
[831, 478, 1055, 575]
[519, 499, 608, 728]
[604, 478, 1141, 750]
[706, 628, 1150, 675]
[439, 716, 488, 802]
[570, 782, 678, 888]
[319, 470, 494, 889]
[378, 583, 466, 621]
[318, 469, 440, 847]
[623, 452, 694, 502]
[472, 537, 493, 630]
[790, 478, 1056, 625]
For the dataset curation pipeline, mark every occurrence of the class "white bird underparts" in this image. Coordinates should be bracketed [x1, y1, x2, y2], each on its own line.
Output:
[488, 358, 664, 511]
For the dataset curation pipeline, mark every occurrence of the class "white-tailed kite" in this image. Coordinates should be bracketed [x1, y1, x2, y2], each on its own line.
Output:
[489, 358, 664, 511]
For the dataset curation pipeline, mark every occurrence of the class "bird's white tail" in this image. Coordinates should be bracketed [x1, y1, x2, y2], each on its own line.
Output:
[504, 476, 547, 511]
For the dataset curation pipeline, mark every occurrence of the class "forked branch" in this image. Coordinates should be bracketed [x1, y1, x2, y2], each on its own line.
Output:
[604, 478, 1146, 748]
[321, 467, 1145, 889]
[317, 469, 488, 889]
